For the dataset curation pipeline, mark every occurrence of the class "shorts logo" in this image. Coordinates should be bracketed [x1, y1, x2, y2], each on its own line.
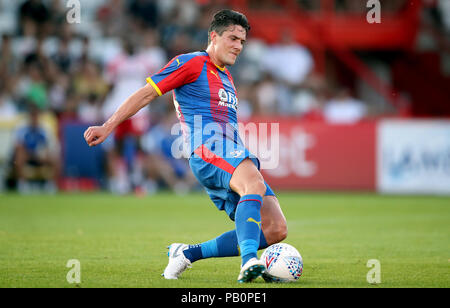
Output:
[229, 150, 243, 158]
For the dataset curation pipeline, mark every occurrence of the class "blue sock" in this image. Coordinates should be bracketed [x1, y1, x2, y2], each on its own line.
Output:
[235, 194, 263, 266]
[182, 230, 269, 263]
[216, 230, 240, 257]
[216, 229, 268, 257]
[182, 244, 202, 263]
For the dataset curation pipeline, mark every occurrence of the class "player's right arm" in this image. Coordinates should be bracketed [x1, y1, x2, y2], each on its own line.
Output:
[83, 83, 158, 147]
[84, 53, 203, 147]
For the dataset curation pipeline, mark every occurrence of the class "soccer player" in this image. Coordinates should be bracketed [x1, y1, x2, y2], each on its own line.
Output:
[84, 9, 287, 283]
[13, 107, 59, 194]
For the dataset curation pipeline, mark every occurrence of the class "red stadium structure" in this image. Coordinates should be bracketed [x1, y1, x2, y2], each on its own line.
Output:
[230, 0, 449, 117]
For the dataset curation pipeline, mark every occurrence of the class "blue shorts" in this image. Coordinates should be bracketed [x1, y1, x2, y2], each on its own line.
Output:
[189, 137, 275, 221]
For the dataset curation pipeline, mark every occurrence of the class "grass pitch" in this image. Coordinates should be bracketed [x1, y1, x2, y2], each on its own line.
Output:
[0, 192, 449, 288]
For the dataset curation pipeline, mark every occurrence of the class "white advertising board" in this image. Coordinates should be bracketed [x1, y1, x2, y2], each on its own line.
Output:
[377, 120, 450, 195]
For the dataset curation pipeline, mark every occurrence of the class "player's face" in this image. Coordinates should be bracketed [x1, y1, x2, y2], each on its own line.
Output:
[213, 25, 246, 66]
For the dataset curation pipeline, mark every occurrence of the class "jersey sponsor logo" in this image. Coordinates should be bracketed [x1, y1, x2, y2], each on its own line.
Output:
[218, 88, 238, 110]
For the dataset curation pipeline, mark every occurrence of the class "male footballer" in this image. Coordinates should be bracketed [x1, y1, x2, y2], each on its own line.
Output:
[84, 9, 287, 283]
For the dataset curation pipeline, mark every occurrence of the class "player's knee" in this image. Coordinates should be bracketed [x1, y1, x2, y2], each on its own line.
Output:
[280, 224, 288, 242]
[264, 220, 288, 245]
[243, 179, 266, 197]
[272, 223, 288, 244]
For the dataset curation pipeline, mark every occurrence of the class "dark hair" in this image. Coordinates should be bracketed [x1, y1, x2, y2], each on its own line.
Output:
[208, 9, 250, 45]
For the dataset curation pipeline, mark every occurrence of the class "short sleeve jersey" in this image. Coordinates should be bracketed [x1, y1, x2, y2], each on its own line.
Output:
[146, 51, 240, 154]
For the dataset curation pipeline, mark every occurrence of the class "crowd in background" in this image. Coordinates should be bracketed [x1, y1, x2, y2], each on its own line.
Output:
[0, 0, 391, 126]
[0, 0, 448, 194]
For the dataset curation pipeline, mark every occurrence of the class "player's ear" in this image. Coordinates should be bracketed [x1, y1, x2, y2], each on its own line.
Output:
[210, 31, 218, 44]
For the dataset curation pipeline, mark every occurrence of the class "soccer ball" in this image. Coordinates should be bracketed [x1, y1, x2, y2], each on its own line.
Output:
[260, 243, 303, 282]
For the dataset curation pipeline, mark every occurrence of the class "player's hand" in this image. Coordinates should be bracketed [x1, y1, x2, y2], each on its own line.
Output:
[84, 125, 110, 147]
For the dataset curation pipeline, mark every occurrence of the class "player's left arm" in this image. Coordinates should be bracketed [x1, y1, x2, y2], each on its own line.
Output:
[84, 83, 158, 147]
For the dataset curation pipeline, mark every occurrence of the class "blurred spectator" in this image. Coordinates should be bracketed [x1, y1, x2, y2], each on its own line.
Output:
[22, 36, 49, 76]
[291, 86, 322, 117]
[138, 29, 167, 74]
[0, 34, 19, 83]
[74, 36, 92, 68]
[10, 107, 59, 194]
[18, 0, 51, 37]
[261, 29, 314, 86]
[253, 72, 296, 115]
[48, 0, 69, 37]
[73, 61, 110, 124]
[102, 40, 154, 121]
[50, 39, 74, 74]
[10, 59, 50, 113]
[254, 73, 278, 115]
[323, 87, 368, 124]
[97, 0, 129, 37]
[166, 30, 194, 59]
[24, 63, 49, 111]
[159, 0, 200, 55]
[235, 83, 254, 121]
[77, 94, 104, 125]
[0, 87, 18, 121]
[59, 90, 79, 121]
[160, 0, 199, 28]
[140, 110, 198, 195]
[189, 6, 213, 51]
[234, 38, 267, 84]
[48, 71, 70, 115]
[101, 39, 158, 194]
[292, 73, 328, 118]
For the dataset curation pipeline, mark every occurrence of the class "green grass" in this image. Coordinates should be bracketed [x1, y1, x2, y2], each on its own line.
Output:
[0, 192, 449, 288]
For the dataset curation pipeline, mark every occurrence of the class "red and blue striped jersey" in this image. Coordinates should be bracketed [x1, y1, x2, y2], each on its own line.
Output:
[146, 51, 241, 154]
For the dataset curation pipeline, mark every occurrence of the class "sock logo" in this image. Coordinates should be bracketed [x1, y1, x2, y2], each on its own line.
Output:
[247, 217, 261, 229]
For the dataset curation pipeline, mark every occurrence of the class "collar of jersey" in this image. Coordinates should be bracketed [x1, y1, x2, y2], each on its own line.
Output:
[214, 63, 226, 71]
[202, 50, 226, 72]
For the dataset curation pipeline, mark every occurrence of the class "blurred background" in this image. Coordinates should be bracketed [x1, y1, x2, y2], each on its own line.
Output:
[0, 0, 449, 196]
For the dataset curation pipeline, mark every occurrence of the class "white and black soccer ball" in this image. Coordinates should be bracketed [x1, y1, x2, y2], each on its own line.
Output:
[261, 243, 303, 282]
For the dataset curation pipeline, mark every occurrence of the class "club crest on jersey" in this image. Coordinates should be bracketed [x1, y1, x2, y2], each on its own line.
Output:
[229, 150, 244, 158]
[218, 88, 238, 110]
